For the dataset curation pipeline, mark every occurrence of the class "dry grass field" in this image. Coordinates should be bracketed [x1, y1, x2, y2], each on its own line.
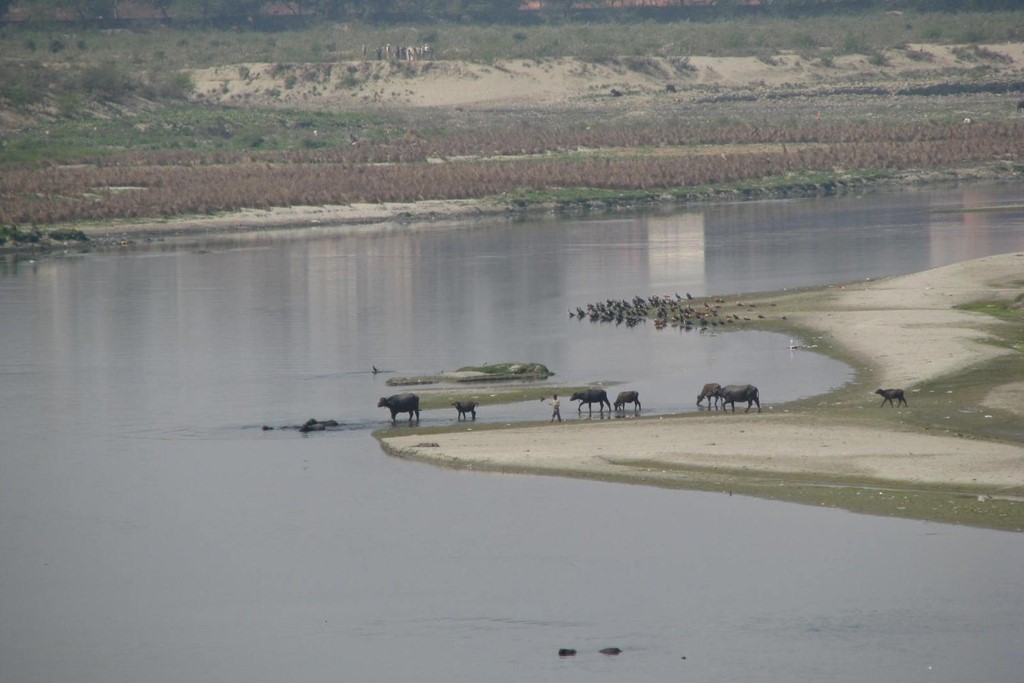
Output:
[2, 18, 1024, 245]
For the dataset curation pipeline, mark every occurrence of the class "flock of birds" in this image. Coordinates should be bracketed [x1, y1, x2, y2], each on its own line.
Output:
[570, 292, 775, 331]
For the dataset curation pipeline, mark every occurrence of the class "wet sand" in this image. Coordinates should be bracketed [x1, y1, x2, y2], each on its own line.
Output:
[380, 253, 1024, 499]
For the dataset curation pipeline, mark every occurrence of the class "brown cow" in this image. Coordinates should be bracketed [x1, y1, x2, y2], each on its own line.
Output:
[697, 382, 721, 408]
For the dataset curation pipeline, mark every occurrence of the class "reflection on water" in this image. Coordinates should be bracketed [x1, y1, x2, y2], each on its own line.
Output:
[1, 183, 1023, 683]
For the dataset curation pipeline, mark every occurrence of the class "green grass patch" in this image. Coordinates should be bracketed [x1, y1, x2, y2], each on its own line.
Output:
[1, 106, 388, 168]
[960, 296, 1024, 323]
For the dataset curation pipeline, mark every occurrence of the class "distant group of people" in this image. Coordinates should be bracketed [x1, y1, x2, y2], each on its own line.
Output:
[363, 44, 433, 62]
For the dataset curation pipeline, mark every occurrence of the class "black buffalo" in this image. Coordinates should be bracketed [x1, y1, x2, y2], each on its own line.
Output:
[377, 393, 420, 423]
[697, 382, 722, 408]
[452, 400, 478, 420]
[875, 388, 908, 407]
[715, 384, 761, 413]
[299, 417, 339, 433]
[570, 389, 612, 415]
[614, 390, 641, 413]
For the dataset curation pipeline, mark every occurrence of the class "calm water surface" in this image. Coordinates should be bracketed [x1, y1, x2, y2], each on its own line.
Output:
[2, 183, 1023, 683]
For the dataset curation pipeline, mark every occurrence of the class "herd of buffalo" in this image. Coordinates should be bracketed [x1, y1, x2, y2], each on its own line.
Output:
[376, 293, 910, 424]
[376, 385, 913, 421]
[377, 383, 909, 424]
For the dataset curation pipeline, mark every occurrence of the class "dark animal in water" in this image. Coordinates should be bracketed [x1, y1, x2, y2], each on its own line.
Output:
[452, 401, 478, 421]
[715, 384, 761, 413]
[875, 388, 908, 407]
[613, 390, 641, 413]
[377, 393, 420, 423]
[697, 382, 722, 408]
[1018, 99, 1024, 112]
[570, 389, 612, 415]
[558, 648, 577, 657]
[299, 417, 339, 433]
[599, 647, 622, 655]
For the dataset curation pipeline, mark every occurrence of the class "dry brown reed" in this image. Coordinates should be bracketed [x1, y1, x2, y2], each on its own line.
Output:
[3, 121, 1022, 225]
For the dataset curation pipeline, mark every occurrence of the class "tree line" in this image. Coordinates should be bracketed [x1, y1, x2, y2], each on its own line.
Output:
[4, 0, 1021, 26]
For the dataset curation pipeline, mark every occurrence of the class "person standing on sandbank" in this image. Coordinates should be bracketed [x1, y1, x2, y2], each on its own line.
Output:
[549, 394, 561, 423]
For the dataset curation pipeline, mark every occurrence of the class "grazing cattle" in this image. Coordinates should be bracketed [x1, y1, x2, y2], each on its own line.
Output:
[697, 382, 722, 408]
[875, 388, 908, 407]
[377, 393, 420, 423]
[452, 400, 478, 421]
[570, 389, 612, 415]
[614, 390, 641, 413]
[715, 384, 761, 413]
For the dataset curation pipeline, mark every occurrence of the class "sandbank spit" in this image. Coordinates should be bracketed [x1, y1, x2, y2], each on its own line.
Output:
[380, 253, 1024, 527]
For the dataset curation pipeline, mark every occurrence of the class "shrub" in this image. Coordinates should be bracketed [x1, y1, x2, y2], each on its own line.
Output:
[839, 32, 868, 55]
[952, 45, 1013, 64]
[76, 62, 132, 100]
[904, 47, 934, 62]
[144, 71, 194, 100]
[867, 50, 889, 67]
[669, 56, 697, 73]
[47, 228, 88, 242]
[0, 61, 50, 105]
[56, 92, 83, 116]
[0, 225, 42, 244]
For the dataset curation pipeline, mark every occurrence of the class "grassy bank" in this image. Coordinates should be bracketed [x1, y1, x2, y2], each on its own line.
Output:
[4, 12, 1024, 67]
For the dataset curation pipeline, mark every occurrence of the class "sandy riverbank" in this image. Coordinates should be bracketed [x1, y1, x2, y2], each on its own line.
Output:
[380, 252, 1024, 528]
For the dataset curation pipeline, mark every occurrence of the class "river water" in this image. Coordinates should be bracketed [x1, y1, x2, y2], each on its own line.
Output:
[2, 183, 1023, 683]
